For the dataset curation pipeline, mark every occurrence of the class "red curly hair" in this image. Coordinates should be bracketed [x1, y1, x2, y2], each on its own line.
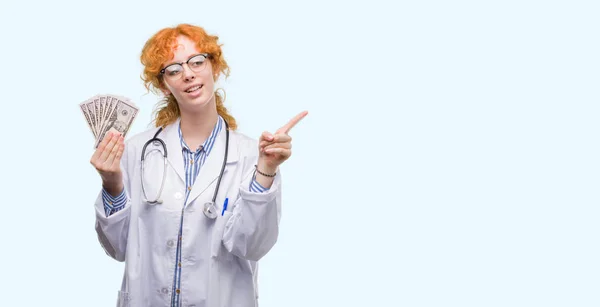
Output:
[140, 23, 237, 129]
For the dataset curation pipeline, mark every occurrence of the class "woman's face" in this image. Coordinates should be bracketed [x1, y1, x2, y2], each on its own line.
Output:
[161, 35, 216, 114]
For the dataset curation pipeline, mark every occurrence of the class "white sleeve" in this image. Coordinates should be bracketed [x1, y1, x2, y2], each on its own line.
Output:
[222, 164, 282, 261]
[93, 140, 134, 262]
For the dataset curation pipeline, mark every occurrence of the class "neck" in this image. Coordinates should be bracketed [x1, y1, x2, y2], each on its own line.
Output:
[179, 101, 219, 151]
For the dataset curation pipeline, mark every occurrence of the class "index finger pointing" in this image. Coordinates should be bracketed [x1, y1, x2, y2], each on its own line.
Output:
[277, 110, 308, 134]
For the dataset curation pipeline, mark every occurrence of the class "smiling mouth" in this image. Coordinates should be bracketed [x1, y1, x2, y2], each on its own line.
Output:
[185, 84, 203, 93]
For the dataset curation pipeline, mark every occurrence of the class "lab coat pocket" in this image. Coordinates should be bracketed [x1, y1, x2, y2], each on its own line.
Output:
[211, 211, 232, 259]
[116, 290, 130, 307]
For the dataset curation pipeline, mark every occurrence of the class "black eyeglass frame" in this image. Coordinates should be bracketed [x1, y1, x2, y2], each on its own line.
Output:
[159, 53, 212, 77]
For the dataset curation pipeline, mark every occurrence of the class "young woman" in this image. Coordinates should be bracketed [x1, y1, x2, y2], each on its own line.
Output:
[90, 23, 307, 307]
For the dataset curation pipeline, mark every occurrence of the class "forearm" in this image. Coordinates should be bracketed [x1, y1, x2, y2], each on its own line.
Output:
[102, 175, 124, 197]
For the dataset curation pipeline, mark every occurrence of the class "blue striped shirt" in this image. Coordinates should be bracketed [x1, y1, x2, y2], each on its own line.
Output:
[102, 116, 269, 306]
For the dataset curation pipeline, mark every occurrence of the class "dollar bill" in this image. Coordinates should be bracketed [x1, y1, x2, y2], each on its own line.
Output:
[93, 97, 101, 134]
[94, 97, 139, 148]
[79, 100, 97, 139]
[98, 96, 106, 134]
[79, 93, 139, 148]
[101, 95, 116, 134]
[85, 100, 98, 136]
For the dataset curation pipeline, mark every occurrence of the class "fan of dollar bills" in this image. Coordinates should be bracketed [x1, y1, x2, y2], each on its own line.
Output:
[79, 94, 139, 148]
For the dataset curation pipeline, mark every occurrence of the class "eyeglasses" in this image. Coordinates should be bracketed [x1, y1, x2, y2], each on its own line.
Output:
[159, 53, 211, 81]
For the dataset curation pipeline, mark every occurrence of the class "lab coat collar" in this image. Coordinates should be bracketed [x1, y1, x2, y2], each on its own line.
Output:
[162, 117, 186, 184]
[186, 117, 240, 206]
[162, 116, 240, 205]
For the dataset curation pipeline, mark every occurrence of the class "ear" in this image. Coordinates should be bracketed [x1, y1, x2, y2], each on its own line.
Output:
[158, 80, 171, 96]
[159, 85, 171, 96]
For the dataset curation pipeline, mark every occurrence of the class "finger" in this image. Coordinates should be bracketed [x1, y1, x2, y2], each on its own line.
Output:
[259, 131, 274, 142]
[92, 134, 114, 167]
[264, 147, 291, 157]
[110, 140, 125, 169]
[91, 132, 115, 163]
[264, 142, 291, 151]
[276, 110, 308, 134]
[272, 134, 291, 143]
[105, 135, 123, 167]
[259, 140, 273, 149]
[99, 133, 119, 162]
[259, 135, 291, 152]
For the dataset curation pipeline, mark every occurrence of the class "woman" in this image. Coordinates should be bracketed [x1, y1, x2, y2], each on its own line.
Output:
[90, 23, 307, 307]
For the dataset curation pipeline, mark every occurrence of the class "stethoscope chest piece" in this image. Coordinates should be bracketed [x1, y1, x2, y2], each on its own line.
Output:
[203, 201, 218, 219]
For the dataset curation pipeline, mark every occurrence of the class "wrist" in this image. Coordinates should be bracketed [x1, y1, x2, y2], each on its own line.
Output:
[255, 161, 278, 177]
[253, 161, 277, 190]
[102, 175, 123, 196]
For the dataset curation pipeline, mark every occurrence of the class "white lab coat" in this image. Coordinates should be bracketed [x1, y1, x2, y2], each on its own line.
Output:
[94, 117, 282, 307]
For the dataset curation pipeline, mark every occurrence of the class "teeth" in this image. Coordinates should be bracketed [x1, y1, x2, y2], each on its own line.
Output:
[186, 85, 202, 93]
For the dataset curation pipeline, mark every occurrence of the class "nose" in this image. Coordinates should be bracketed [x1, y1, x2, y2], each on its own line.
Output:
[182, 64, 195, 81]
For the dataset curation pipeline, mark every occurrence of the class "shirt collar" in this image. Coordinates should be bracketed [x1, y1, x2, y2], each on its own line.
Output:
[177, 116, 224, 155]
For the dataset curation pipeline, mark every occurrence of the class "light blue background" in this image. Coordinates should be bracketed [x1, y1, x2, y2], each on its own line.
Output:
[0, 0, 598, 306]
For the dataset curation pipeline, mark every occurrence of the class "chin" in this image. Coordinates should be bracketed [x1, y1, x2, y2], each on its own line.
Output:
[180, 93, 214, 111]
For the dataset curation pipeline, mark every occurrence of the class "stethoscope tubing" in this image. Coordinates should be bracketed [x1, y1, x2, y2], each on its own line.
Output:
[139, 120, 229, 218]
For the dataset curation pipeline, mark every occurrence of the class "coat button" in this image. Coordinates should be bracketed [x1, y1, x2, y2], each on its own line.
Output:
[161, 287, 169, 294]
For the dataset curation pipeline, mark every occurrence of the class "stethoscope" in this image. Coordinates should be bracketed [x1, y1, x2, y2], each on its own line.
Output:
[140, 120, 229, 219]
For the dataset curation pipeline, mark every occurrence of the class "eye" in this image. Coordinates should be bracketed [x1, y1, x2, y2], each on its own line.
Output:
[165, 65, 183, 76]
[189, 55, 206, 67]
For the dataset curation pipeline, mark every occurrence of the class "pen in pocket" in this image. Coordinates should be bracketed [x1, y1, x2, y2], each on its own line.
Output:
[221, 198, 229, 216]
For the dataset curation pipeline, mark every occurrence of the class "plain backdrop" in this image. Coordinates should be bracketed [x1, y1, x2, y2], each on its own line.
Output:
[0, 0, 599, 306]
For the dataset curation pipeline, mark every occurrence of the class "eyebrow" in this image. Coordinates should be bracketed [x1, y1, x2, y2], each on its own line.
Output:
[164, 53, 206, 67]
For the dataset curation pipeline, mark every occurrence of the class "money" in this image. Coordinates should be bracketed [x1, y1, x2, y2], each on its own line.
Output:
[79, 94, 139, 148]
